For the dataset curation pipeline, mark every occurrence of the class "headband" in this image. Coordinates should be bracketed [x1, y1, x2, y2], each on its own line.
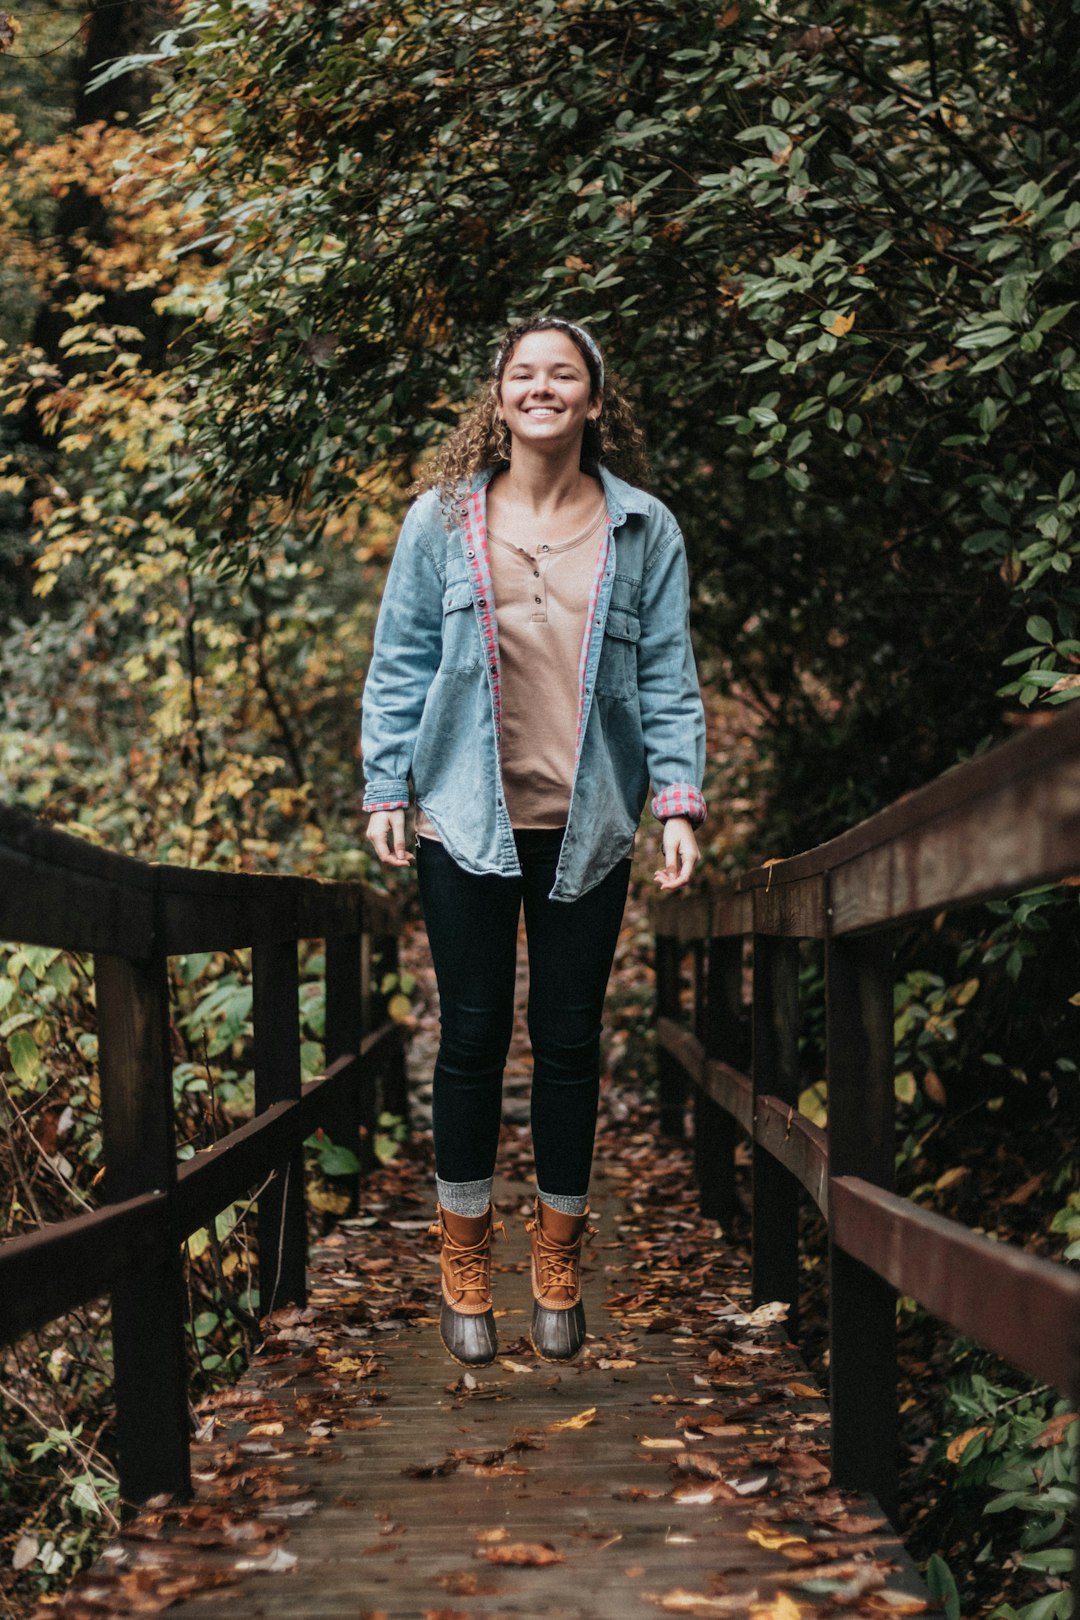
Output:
[494, 319, 605, 392]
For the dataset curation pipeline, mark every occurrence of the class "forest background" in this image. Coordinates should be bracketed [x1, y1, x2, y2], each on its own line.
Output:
[1, 1, 1079, 1616]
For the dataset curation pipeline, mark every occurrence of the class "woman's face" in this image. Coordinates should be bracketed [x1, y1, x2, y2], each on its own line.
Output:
[497, 329, 600, 457]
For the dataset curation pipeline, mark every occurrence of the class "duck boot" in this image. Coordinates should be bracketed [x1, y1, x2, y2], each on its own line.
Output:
[525, 1197, 596, 1362]
[429, 1202, 505, 1367]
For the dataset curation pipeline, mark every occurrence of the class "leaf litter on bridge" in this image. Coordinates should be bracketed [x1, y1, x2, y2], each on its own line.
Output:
[41, 1077, 930, 1620]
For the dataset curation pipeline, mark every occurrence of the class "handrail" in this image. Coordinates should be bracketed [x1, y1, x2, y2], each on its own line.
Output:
[648, 702, 1080, 1556]
[0, 806, 409, 1510]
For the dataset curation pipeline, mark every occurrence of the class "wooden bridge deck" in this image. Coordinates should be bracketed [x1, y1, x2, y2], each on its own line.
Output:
[52, 1120, 930, 1620]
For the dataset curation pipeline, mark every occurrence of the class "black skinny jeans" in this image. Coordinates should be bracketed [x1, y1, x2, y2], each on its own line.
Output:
[415, 828, 632, 1197]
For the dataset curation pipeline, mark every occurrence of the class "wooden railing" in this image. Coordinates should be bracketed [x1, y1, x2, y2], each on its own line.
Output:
[650, 701, 1080, 1532]
[0, 807, 406, 1509]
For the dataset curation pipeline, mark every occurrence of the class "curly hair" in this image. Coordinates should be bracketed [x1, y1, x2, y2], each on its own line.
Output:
[410, 317, 651, 501]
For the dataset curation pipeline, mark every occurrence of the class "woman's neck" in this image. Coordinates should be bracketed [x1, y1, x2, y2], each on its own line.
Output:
[495, 443, 598, 517]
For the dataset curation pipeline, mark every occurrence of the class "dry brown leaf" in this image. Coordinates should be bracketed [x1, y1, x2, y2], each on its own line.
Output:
[832, 1513, 887, 1534]
[784, 1383, 821, 1400]
[648, 1589, 759, 1615]
[479, 1540, 565, 1566]
[1035, 1411, 1078, 1448]
[640, 1436, 685, 1449]
[435, 1570, 505, 1596]
[246, 1421, 285, 1437]
[671, 1480, 738, 1504]
[826, 311, 855, 337]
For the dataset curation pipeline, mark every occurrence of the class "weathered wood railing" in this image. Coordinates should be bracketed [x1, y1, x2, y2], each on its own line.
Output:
[650, 701, 1080, 1533]
[0, 807, 406, 1509]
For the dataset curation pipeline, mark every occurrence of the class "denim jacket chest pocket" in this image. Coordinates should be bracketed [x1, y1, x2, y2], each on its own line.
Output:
[595, 578, 641, 700]
[440, 577, 481, 672]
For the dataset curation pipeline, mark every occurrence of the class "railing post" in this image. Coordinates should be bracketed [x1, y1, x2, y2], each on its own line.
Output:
[373, 927, 410, 1134]
[655, 931, 686, 1137]
[695, 935, 745, 1222]
[96, 950, 190, 1509]
[750, 929, 801, 1336]
[253, 938, 307, 1314]
[825, 899, 898, 1522]
[323, 932, 364, 1215]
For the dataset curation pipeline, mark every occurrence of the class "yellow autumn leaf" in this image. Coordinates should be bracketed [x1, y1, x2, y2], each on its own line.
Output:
[826, 311, 856, 336]
[784, 1382, 821, 1400]
[748, 1529, 807, 1551]
[549, 1407, 597, 1431]
[750, 1594, 803, 1620]
[946, 1425, 990, 1463]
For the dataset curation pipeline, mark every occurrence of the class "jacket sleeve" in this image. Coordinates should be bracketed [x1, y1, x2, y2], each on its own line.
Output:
[636, 519, 707, 827]
[360, 501, 444, 812]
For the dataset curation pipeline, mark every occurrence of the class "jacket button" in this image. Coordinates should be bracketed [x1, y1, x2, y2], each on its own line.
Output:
[466, 549, 475, 558]
[478, 597, 486, 606]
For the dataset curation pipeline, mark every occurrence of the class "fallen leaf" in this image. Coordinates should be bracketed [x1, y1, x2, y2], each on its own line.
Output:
[784, 1383, 821, 1400]
[234, 1546, 298, 1573]
[404, 1454, 461, 1478]
[648, 1589, 759, 1615]
[474, 1527, 509, 1543]
[826, 312, 855, 337]
[247, 1421, 285, 1437]
[436, 1570, 505, 1596]
[750, 1595, 803, 1620]
[832, 1513, 887, 1534]
[613, 1485, 667, 1501]
[548, 1406, 597, 1431]
[498, 1358, 534, 1374]
[640, 1436, 686, 1449]
[671, 1480, 738, 1504]
[478, 1541, 565, 1566]
[748, 1529, 807, 1551]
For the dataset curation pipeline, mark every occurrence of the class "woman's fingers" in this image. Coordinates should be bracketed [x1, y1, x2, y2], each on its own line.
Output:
[654, 818, 699, 890]
[367, 809, 413, 866]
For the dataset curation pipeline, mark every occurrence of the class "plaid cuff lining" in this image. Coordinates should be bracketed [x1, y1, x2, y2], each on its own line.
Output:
[651, 783, 707, 827]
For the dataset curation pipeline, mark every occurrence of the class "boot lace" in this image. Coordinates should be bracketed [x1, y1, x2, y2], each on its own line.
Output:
[429, 1216, 507, 1300]
[525, 1216, 598, 1293]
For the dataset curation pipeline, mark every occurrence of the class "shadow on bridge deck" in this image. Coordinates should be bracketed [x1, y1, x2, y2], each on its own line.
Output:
[51, 1119, 929, 1620]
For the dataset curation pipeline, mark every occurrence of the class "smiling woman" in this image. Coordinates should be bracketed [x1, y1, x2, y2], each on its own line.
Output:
[359, 315, 707, 1369]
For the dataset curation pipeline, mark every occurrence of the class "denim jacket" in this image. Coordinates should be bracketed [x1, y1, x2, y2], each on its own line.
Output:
[360, 463, 707, 901]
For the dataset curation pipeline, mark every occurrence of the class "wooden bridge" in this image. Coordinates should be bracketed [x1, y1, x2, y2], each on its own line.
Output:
[5, 704, 1080, 1616]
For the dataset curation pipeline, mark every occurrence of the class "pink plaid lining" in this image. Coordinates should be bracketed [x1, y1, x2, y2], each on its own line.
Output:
[574, 517, 613, 764]
[651, 783, 707, 826]
[363, 798, 409, 812]
[463, 491, 502, 742]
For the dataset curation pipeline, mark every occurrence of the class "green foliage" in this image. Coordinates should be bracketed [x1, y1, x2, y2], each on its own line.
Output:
[930, 1373, 1077, 1620]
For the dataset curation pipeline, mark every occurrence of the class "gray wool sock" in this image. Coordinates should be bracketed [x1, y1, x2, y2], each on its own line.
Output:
[436, 1174, 494, 1217]
[536, 1187, 588, 1216]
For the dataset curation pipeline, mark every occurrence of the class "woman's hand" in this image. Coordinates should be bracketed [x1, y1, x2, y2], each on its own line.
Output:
[654, 816, 699, 891]
[366, 809, 414, 868]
